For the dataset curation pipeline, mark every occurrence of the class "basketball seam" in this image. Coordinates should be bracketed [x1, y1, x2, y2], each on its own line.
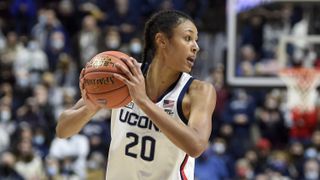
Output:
[86, 84, 127, 95]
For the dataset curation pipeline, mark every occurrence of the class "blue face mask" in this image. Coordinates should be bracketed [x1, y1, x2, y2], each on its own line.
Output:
[130, 42, 142, 54]
[0, 110, 11, 122]
[51, 39, 64, 50]
[34, 135, 45, 145]
[47, 166, 58, 176]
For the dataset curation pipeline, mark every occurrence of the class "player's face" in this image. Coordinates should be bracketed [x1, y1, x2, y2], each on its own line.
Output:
[165, 20, 199, 73]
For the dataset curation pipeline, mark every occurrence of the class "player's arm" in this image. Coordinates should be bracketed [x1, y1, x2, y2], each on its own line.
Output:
[138, 81, 215, 158]
[56, 98, 99, 138]
[114, 58, 216, 157]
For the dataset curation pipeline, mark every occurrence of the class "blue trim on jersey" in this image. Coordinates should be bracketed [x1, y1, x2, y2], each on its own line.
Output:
[156, 73, 182, 103]
[177, 77, 194, 125]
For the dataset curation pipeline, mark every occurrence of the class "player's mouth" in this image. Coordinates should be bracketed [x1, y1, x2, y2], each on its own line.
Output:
[187, 57, 195, 66]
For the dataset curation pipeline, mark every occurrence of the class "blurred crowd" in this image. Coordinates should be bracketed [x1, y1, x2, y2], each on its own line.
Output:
[236, 3, 320, 77]
[0, 0, 320, 180]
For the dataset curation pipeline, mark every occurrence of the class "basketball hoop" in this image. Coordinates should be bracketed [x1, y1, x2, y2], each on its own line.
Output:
[279, 67, 320, 112]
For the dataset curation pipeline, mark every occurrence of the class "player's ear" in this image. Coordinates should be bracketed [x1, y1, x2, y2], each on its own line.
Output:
[155, 32, 167, 49]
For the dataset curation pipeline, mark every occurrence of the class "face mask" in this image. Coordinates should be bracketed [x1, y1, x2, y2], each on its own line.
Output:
[17, 77, 29, 88]
[212, 142, 226, 154]
[47, 166, 58, 176]
[0, 110, 11, 122]
[34, 135, 45, 145]
[106, 39, 120, 49]
[305, 171, 319, 179]
[28, 41, 39, 51]
[0, 37, 5, 51]
[38, 15, 47, 25]
[51, 39, 64, 50]
[130, 42, 142, 54]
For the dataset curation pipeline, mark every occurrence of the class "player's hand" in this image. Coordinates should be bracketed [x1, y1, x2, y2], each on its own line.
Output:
[113, 57, 149, 105]
[79, 68, 103, 112]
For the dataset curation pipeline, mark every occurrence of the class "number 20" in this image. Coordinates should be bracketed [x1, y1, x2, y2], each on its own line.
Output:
[125, 132, 156, 161]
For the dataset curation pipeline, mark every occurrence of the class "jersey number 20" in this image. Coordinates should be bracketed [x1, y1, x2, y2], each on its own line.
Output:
[125, 132, 156, 161]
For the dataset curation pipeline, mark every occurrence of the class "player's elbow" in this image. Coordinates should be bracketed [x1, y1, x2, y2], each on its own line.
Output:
[55, 123, 70, 139]
[187, 141, 208, 158]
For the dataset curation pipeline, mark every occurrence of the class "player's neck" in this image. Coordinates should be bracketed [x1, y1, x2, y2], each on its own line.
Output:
[146, 62, 181, 102]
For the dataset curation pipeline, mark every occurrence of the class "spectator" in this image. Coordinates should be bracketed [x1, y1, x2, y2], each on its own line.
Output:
[195, 138, 231, 180]
[101, 26, 122, 52]
[205, 64, 229, 140]
[289, 141, 305, 179]
[81, 109, 111, 157]
[49, 134, 89, 179]
[222, 89, 256, 159]
[128, 36, 143, 60]
[46, 31, 68, 71]
[256, 92, 288, 149]
[54, 53, 78, 89]
[13, 139, 46, 179]
[234, 158, 254, 180]
[0, 151, 23, 180]
[31, 9, 66, 51]
[236, 45, 258, 76]
[241, 14, 265, 57]
[105, 0, 141, 43]
[303, 158, 319, 180]
[77, 15, 101, 68]
[10, 0, 37, 36]
[27, 40, 49, 86]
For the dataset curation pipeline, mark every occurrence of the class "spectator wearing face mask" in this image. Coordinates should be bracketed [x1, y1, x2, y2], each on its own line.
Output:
[128, 37, 142, 60]
[77, 15, 101, 68]
[46, 31, 69, 71]
[195, 138, 231, 180]
[101, 27, 122, 52]
[303, 159, 319, 180]
[27, 40, 49, 86]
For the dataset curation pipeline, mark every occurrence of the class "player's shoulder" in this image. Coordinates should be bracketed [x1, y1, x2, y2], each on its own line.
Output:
[189, 79, 215, 95]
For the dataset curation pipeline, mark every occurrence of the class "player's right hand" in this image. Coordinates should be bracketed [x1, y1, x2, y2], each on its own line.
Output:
[79, 68, 102, 112]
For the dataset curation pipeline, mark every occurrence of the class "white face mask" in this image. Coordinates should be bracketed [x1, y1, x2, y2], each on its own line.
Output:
[28, 41, 39, 51]
[34, 135, 45, 145]
[106, 39, 120, 49]
[130, 42, 142, 54]
[212, 142, 226, 154]
[305, 171, 319, 180]
[51, 39, 64, 50]
[0, 110, 11, 122]
[47, 166, 58, 176]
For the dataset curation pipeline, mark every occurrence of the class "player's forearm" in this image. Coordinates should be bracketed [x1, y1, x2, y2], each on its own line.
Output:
[56, 106, 96, 138]
[137, 99, 207, 157]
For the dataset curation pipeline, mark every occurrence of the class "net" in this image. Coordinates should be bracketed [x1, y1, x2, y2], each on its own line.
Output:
[279, 67, 320, 112]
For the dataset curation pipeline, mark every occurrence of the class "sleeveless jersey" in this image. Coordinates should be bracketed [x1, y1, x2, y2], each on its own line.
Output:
[106, 73, 195, 180]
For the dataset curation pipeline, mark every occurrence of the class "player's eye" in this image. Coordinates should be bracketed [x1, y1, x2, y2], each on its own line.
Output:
[185, 36, 192, 41]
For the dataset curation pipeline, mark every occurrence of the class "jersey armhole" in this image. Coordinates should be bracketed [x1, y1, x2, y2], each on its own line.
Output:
[177, 78, 194, 125]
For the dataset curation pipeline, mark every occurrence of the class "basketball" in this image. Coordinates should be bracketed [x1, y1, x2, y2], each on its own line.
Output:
[82, 51, 132, 108]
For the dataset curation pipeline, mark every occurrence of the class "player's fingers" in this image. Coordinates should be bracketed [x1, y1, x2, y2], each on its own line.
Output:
[79, 78, 84, 90]
[132, 58, 143, 74]
[120, 57, 139, 76]
[80, 68, 85, 79]
[115, 63, 133, 80]
[113, 73, 133, 86]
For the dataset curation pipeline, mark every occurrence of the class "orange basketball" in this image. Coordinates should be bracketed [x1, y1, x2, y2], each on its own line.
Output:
[83, 51, 132, 108]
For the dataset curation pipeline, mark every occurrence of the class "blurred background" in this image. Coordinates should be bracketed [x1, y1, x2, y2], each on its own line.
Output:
[0, 0, 320, 179]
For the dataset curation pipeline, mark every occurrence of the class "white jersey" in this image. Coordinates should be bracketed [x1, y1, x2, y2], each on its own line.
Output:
[106, 73, 195, 180]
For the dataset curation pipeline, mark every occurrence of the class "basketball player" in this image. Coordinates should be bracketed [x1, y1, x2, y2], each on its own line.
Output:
[56, 10, 216, 180]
